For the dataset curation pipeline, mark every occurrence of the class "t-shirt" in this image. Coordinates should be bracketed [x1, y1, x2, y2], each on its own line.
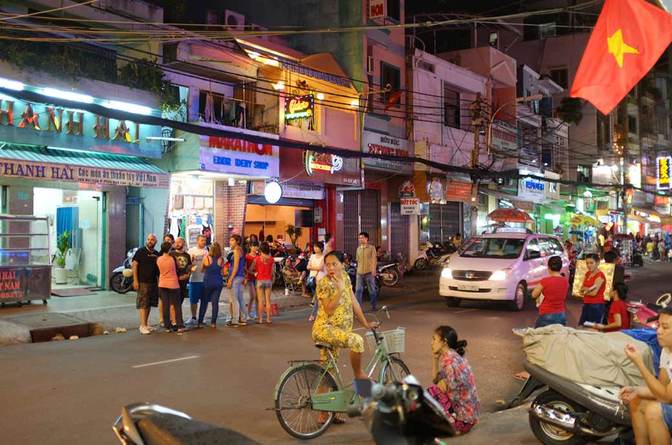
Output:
[308, 254, 325, 279]
[254, 255, 274, 281]
[660, 348, 672, 380]
[132, 247, 159, 284]
[156, 254, 180, 289]
[606, 299, 631, 331]
[172, 251, 192, 284]
[245, 253, 257, 280]
[538, 275, 568, 315]
[582, 270, 606, 305]
[188, 247, 208, 283]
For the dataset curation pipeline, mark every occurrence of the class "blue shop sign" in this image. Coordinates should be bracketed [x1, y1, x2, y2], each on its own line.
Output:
[0, 96, 162, 158]
[518, 175, 546, 202]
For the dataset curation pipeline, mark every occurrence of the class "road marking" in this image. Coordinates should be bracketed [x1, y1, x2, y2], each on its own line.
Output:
[453, 309, 477, 314]
[132, 355, 200, 369]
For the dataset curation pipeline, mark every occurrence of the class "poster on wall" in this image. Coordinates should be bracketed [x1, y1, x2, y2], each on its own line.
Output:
[401, 198, 421, 215]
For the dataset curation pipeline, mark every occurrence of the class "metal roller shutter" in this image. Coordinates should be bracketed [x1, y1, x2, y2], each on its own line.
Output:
[428, 202, 462, 243]
[360, 189, 380, 245]
[342, 191, 359, 257]
[390, 202, 409, 259]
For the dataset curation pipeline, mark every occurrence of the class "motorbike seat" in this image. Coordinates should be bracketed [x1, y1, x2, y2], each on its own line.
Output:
[137, 412, 261, 445]
[314, 342, 333, 350]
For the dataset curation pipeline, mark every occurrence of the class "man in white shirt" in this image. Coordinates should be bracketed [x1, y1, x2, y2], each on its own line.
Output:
[185, 235, 208, 326]
[621, 307, 672, 444]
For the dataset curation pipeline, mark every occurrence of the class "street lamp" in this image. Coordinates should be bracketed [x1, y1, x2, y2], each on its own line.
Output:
[485, 94, 544, 155]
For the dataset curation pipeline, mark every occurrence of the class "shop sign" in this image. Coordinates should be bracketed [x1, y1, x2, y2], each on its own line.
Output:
[401, 197, 421, 215]
[544, 171, 561, 200]
[199, 135, 279, 177]
[399, 180, 416, 199]
[655, 195, 671, 215]
[369, 0, 385, 19]
[0, 266, 50, 301]
[657, 156, 672, 190]
[518, 175, 545, 203]
[284, 94, 314, 121]
[0, 97, 161, 158]
[251, 181, 324, 200]
[0, 159, 169, 188]
[304, 151, 343, 175]
[445, 180, 472, 203]
[362, 131, 410, 173]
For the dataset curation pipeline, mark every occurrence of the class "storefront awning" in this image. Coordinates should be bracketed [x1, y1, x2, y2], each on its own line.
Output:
[0, 144, 169, 188]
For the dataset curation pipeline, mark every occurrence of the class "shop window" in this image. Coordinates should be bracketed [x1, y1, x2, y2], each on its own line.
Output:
[443, 85, 460, 129]
[628, 115, 638, 134]
[199, 90, 247, 128]
[525, 239, 541, 260]
[386, 0, 400, 21]
[550, 68, 568, 89]
[380, 62, 401, 109]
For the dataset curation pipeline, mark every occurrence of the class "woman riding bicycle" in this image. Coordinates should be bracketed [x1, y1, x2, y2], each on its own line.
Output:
[312, 250, 377, 380]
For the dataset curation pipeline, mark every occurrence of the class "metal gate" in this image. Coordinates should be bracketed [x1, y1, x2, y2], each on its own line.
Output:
[342, 189, 380, 257]
[342, 191, 359, 257]
[390, 202, 409, 259]
[428, 202, 462, 244]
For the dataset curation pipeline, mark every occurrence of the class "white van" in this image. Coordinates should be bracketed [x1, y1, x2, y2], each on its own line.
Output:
[439, 232, 570, 310]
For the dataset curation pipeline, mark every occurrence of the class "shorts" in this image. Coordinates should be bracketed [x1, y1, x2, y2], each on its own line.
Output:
[535, 312, 567, 328]
[136, 282, 158, 309]
[189, 282, 204, 305]
[663, 403, 672, 432]
[257, 280, 273, 289]
[179, 281, 189, 302]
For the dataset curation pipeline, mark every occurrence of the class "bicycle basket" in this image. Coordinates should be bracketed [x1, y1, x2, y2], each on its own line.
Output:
[365, 327, 406, 354]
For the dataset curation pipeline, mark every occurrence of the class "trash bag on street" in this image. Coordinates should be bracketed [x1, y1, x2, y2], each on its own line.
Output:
[515, 325, 653, 387]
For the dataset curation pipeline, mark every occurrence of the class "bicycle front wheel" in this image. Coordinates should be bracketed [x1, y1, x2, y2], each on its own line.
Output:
[380, 355, 410, 384]
[275, 363, 338, 440]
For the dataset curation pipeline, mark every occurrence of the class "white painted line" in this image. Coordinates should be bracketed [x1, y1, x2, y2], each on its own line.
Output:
[453, 309, 477, 314]
[132, 355, 200, 369]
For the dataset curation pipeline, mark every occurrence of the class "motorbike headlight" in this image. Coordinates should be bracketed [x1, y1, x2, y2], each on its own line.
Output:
[490, 270, 508, 281]
[441, 268, 453, 279]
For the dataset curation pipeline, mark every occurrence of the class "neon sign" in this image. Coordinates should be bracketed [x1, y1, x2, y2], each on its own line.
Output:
[657, 156, 671, 190]
[304, 151, 343, 175]
[285, 94, 314, 120]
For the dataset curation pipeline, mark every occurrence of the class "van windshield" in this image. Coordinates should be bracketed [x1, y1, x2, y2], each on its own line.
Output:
[460, 238, 525, 259]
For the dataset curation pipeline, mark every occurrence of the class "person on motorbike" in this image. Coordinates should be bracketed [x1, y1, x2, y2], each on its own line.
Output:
[621, 307, 672, 445]
[428, 326, 480, 435]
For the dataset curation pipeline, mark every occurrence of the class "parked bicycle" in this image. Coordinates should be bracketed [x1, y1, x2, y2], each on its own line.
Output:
[273, 306, 410, 440]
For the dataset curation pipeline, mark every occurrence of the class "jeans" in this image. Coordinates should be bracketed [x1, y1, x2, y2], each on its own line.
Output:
[228, 277, 247, 324]
[355, 273, 378, 308]
[535, 312, 567, 328]
[198, 285, 223, 325]
[159, 287, 183, 328]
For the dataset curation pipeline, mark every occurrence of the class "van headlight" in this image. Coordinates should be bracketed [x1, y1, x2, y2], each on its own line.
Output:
[490, 270, 508, 281]
[441, 268, 453, 279]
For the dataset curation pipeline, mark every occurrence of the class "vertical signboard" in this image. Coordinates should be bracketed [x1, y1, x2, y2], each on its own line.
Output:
[657, 156, 672, 190]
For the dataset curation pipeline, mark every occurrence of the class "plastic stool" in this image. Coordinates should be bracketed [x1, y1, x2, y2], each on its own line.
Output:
[271, 303, 279, 316]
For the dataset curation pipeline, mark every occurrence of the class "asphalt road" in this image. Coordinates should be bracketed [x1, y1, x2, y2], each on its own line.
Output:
[1, 261, 670, 445]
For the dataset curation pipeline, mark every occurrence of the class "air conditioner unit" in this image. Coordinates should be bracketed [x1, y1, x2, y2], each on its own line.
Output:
[224, 10, 245, 31]
[367, 56, 375, 73]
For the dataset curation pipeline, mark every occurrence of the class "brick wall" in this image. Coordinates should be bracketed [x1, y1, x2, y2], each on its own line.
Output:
[214, 181, 248, 247]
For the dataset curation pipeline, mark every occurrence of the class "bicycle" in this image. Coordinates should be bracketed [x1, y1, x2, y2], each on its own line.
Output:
[273, 306, 410, 439]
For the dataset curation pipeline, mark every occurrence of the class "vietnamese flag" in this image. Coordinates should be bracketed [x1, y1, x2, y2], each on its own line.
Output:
[570, 0, 672, 115]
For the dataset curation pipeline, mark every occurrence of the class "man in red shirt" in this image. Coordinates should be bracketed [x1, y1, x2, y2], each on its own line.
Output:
[596, 282, 631, 332]
[531, 256, 569, 327]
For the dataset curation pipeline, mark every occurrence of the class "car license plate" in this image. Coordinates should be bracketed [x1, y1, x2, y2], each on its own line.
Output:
[458, 285, 479, 292]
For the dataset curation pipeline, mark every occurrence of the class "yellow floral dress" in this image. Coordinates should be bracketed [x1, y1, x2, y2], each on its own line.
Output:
[311, 272, 364, 362]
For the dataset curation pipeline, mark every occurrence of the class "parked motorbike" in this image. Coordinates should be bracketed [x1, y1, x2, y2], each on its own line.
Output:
[378, 261, 401, 287]
[110, 248, 137, 294]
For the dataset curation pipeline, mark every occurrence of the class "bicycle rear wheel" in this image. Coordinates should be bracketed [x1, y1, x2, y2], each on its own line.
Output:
[275, 363, 338, 440]
[381, 355, 410, 384]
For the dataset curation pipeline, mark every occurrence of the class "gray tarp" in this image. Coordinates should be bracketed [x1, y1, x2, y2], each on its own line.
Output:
[516, 325, 653, 387]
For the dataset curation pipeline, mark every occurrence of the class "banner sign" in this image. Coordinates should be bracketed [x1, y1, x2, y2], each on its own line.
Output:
[0, 158, 169, 188]
[0, 266, 51, 301]
[401, 197, 421, 215]
[199, 135, 279, 177]
[304, 151, 343, 175]
[657, 156, 672, 190]
[252, 181, 324, 200]
[284, 95, 315, 121]
[445, 180, 472, 202]
[518, 175, 546, 203]
[362, 131, 410, 173]
[369, 0, 385, 19]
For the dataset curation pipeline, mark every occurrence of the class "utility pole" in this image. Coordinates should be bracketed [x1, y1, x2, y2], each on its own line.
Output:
[469, 94, 486, 237]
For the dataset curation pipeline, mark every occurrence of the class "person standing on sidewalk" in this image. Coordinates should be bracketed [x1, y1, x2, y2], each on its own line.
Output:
[244, 242, 259, 321]
[578, 253, 607, 326]
[199, 241, 225, 328]
[132, 234, 159, 335]
[254, 242, 275, 324]
[227, 234, 247, 327]
[172, 237, 192, 321]
[157, 241, 184, 333]
[355, 232, 378, 311]
[186, 235, 208, 326]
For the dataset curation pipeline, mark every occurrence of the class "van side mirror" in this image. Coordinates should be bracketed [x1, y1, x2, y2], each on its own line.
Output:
[526, 250, 541, 260]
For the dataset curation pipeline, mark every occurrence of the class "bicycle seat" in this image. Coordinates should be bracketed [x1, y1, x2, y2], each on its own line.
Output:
[314, 342, 333, 350]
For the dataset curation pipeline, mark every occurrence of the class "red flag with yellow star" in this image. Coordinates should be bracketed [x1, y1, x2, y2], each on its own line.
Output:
[570, 0, 672, 115]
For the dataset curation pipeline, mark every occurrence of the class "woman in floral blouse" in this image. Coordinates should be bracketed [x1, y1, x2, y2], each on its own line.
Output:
[312, 251, 377, 379]
[429, 325, 480, 434]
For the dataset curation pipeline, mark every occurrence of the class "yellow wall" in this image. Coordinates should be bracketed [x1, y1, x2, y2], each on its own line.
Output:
[245, 204, 311, 248]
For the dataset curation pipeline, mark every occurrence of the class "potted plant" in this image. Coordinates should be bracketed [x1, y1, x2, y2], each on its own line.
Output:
[285, 225, 302, 248]
[53, 231, 70, 284]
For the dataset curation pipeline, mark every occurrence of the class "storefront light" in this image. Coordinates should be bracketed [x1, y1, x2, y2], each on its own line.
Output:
[0, 77, 24, 91]
[105, 100, 153, 116]
[350, 98, 359, 108]
[316, 93, 325, 101]
[264, 180, 283, 204]
[41, 88, 94, 104]
[272, 81, 285, 91]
